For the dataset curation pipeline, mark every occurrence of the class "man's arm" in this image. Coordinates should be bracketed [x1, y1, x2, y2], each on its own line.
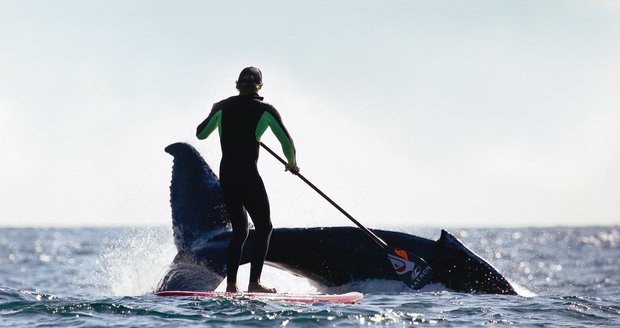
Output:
[196, 107, 222, 140]
[256, 110, 298, 171]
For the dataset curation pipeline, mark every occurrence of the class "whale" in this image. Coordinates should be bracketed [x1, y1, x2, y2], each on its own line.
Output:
[156, 142, 518, 295]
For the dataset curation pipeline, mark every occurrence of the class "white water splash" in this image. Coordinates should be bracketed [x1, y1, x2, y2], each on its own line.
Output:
[215, 264, 451, 295]
[99, 227, 176, 296]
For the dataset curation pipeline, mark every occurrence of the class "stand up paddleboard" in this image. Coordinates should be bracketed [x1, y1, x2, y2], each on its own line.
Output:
[155, 291, 363, 304]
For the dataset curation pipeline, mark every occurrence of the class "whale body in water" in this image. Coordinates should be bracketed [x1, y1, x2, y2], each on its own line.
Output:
[157, 142, 517, 295]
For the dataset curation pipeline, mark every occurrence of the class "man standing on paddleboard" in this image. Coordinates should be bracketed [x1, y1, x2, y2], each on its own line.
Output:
[196, 67, 299, 293]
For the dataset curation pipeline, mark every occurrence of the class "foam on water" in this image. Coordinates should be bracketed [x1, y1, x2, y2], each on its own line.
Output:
[213, 264, 452, 295]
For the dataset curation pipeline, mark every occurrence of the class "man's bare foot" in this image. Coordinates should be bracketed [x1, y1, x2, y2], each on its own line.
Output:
[226, 283, 240, 293]
[248, 282, 277, 293]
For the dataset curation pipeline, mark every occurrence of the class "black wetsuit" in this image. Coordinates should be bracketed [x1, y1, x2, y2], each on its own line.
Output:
[196, 93, 296, 284]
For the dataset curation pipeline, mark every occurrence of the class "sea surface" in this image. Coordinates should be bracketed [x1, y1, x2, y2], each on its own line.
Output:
[0, 226, 618, 327]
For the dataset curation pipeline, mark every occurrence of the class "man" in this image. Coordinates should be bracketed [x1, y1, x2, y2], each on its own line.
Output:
[196, 67, 299, 293]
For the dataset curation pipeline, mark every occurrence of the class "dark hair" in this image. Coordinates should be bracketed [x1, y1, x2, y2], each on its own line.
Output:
[236, 82, 262, 94]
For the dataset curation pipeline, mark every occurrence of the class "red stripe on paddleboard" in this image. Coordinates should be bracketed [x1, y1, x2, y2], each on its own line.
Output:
[155, 291, 363, 303]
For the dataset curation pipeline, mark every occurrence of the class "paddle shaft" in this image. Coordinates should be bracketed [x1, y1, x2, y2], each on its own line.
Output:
[260, 142, 388, 249]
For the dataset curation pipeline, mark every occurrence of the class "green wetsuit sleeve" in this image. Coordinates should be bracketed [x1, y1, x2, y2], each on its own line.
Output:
[256, 111, 297, 166]
[196, 109, 222, 140]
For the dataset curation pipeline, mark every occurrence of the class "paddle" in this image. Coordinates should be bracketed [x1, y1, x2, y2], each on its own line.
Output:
[260, 142, 433, 290]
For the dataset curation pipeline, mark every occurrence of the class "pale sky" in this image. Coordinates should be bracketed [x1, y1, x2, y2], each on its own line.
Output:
[1, 0, 619, 228]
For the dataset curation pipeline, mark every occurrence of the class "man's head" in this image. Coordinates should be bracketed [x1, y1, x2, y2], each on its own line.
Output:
[236, 67, 263, 94]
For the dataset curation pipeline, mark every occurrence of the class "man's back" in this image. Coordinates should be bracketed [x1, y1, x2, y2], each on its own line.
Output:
[216, 94, 269, 164]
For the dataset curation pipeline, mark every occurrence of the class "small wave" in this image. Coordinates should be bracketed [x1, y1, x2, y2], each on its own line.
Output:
[0, 287, 56, 303]
[0, 288, 203, 323]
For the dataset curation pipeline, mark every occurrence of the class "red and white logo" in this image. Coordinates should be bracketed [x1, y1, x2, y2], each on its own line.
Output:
[388, 254, 416, 275]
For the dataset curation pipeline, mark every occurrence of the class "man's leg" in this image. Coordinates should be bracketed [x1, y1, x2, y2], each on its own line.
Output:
[225, 210, 249, 292]
[243, 174, 275, 293]
[221, 179, 249, 293]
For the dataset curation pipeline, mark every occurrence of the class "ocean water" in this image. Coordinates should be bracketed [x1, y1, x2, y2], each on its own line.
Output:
[0, 226, 618, 327]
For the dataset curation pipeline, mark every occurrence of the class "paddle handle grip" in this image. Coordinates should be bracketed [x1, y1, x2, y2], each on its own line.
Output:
[260, 142, 388, 249]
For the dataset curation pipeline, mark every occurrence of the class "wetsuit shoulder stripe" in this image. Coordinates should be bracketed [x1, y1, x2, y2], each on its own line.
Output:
[256, 111, 296, 166]
[196, 108, 222, 139]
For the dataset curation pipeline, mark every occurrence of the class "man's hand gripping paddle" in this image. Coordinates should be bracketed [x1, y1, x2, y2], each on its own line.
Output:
[260, 142, 433, 290]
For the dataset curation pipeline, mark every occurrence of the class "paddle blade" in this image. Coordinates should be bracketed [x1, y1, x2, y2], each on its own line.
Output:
[386, 247, 433, 290]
